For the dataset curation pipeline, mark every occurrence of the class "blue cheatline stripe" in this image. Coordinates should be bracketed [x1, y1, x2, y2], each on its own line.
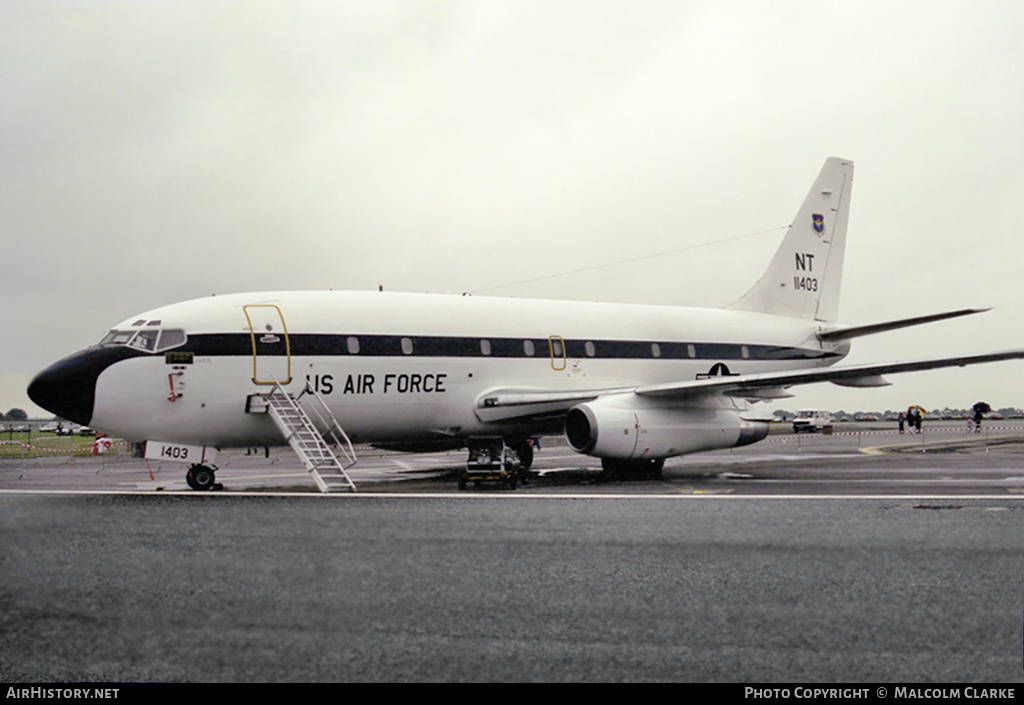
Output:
[180, 332, 839, 362]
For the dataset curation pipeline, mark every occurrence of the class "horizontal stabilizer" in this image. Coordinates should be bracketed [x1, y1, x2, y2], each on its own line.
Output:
[817, 308, 990, 342]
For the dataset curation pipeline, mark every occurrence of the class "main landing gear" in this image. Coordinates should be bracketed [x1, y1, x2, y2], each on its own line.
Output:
[457, 438, 534, 490]
[600, 457, 665, 480]
[185, 463, 220, 491]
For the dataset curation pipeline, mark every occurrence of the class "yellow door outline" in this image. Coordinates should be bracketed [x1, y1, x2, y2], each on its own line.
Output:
[243, 304, 292, 385]
[548, 335, 566, 371]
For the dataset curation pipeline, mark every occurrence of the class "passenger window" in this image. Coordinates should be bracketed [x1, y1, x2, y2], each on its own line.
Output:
[585, 341, 596, 357]
[524, 340, 535, 357]
[401, 338, 414, 355]
[347, 336, 360, 354]
[480, 340, 492, 356]
[651, 343, 661, 358]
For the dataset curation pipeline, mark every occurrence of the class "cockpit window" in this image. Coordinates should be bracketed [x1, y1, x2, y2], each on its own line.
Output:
[100, 328, 187, 353]
[157, 329, 186, 350]
[128, 330, 159, 352]
[101, 330, 136, 346]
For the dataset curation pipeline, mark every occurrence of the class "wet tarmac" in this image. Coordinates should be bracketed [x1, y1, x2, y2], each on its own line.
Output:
[3, 421, 1024, 497]
[2, 422, 1023, 682]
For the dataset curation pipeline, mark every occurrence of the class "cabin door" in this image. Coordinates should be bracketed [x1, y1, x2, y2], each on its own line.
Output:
[243, 304, 291, 385]
[548, 335, 567, 371]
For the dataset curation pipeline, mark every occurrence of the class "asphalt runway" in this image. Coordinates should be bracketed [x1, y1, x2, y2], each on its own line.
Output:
[3, 420, 1024, 496]
[2, 422, 1023, 682]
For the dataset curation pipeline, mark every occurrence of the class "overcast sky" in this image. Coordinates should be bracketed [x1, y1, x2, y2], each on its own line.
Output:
[2, 0, 1022, 417]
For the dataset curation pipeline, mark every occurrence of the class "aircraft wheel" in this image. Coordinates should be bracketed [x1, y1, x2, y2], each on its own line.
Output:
[600, 458, 664, 480]
[646, 458, 665, 478]
[187, 464, 216, 491]
[600, 457, 626, 480]
[507, 439, 534, 470]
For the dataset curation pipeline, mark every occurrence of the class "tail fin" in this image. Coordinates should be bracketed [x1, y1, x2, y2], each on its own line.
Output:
[729, 157, 854, 322]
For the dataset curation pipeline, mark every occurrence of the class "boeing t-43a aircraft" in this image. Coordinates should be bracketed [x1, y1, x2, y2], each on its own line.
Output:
[28, 157, 1024, 491]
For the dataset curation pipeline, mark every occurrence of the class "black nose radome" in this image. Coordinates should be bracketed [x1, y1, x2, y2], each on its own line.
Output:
[28, 347, 140, 426]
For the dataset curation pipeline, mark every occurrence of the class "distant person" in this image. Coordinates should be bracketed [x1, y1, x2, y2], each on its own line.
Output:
[897, 412, 905, 434]
[91, 433, 114, 455]
[973, 407, 984, 433]
[907, 406, 922, 433]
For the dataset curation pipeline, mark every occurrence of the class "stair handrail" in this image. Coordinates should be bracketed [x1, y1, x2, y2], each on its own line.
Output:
[266, 380, 357, 491]
[296, 382, 358, 469]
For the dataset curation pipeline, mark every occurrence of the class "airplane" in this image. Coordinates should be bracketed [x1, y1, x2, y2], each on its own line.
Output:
[27, 157, 1024, 491]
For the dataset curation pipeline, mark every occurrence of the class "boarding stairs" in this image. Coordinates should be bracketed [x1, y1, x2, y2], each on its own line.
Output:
[265, 382, 358, 492]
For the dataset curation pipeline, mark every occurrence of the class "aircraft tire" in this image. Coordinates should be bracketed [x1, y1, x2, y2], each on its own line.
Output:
[507, 439, 534, 470]
[187, 464, 216, 491]
[601, 457, 664, 480]
[647, 458, 665, 478]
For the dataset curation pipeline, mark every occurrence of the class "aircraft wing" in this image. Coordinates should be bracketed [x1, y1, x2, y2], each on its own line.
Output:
[476, 386, 635, 422]
[475, 349, 1024, 422]
[634, 348, 1024, 397]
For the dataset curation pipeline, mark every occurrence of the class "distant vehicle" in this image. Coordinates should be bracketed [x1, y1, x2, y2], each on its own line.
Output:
[77, 427, 96, 436]
[793, 409, 833, 434]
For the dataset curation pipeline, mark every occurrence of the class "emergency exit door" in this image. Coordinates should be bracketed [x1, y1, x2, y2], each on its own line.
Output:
[244, 304, 291, 385]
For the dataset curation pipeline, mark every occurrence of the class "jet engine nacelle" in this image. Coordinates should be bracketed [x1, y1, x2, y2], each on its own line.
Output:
[564, 394, 769, 460]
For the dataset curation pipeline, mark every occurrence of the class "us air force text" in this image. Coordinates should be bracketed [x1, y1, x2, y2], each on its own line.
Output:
[306, 373, 447, 395]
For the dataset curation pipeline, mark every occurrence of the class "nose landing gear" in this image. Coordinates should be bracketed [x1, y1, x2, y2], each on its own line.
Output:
[185, 464, 220, 491]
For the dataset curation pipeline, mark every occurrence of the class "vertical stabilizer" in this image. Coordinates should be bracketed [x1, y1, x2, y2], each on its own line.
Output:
[729, 157, 853, 322]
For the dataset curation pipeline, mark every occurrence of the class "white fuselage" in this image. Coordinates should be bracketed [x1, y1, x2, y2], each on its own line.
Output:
[83, 290, 846, 448]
